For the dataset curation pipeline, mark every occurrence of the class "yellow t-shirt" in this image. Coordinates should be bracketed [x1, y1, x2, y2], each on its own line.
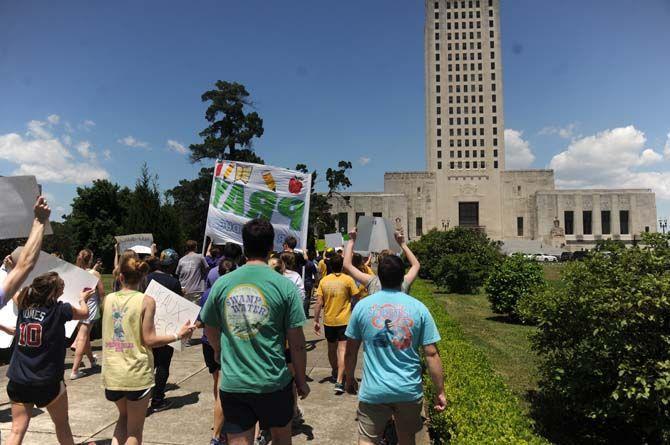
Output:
[316, 273, 359, 326]
[318, 259, 328, 278]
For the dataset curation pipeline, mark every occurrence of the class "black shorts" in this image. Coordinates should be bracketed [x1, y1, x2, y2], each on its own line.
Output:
[325, 325, 347, 343]
[105, 387, 153, 402]
[284, 348, 292, 364]
[220, 381, 295, 433]
[202, 342, 221, 374]
[7, 380, 65, 408]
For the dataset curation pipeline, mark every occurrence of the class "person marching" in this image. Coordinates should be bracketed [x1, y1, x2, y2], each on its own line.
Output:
[5, 273, 95, 445]
[313, 254, 360, 394]
[101, 257, 195, 445]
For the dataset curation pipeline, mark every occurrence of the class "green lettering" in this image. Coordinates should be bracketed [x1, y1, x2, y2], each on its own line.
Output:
[222, 184, 246, 216]
[212, 179, 229, 209]
[278, 198, 305, 230]
[246, 191, 277, 220]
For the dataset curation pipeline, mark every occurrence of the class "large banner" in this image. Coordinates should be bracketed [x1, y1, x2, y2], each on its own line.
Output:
[205, 161, 312, 251]
[0, 176, 53, 240]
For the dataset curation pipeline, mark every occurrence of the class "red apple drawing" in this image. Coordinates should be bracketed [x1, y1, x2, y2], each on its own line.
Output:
[289, 177, 303, 194]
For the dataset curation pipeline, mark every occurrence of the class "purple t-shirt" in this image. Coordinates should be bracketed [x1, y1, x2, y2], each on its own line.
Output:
[206, 267, 220, 290]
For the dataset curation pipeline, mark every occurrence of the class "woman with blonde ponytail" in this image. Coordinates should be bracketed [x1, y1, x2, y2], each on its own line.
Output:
[70, 248, 104, 379]
[102, 257, 196, 445]
[5, 272, 95, 445]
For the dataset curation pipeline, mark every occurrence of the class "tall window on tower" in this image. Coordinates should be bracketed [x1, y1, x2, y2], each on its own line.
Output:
[517, 217, 524, 237]
[619, 210, 630, 235]
[416, 217, 423, 237]
[601, 211, 611, 235]
[583, 211, 593, 235]
[564, 211, 574, 235]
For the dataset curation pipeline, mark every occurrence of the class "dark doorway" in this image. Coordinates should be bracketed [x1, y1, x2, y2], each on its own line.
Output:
[459, 202, 479, 227]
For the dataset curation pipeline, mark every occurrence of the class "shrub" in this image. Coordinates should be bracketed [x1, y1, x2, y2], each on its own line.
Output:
[413, 280, 548, 445]
[485, 254, 546, 320]
[409, 228, 503, 294]
[531, 247, 670, 443]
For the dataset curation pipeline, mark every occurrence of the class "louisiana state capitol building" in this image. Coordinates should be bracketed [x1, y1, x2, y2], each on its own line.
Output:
[328, 0, 657, 250]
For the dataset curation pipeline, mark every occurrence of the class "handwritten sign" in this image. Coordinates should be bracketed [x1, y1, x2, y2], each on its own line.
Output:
[0, 250, 99, 343]
[325, 232, 344, 250]
[115, 233, 153, 254]
[144, 280, 200, 351]
[0, 176, 53, 240]
[0, 267, 18, 347]
[205, 161, 312, 252]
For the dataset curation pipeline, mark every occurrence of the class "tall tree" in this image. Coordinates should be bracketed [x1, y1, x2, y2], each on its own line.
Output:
[170, 80, 266, 242]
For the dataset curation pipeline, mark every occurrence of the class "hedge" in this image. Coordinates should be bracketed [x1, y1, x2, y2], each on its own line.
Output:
[413, 280, 548, 444]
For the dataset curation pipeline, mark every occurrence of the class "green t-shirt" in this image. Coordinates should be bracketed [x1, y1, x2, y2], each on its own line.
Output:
[200, 263, 306, 393]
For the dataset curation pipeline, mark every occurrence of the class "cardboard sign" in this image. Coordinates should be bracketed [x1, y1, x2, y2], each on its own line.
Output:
[115, 233, 153, 254]
[325, 233, 344, 250]
[205, 161, 312, 252]
[0, 300, 18, 348]
[144, 280, 201, 351]
[0, 249, 99, 342]
[354, 216, 401, 254]
[0, 176, 53, 240]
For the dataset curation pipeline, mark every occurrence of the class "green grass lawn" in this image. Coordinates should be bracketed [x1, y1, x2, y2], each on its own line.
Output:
[435, 263, 564, 409]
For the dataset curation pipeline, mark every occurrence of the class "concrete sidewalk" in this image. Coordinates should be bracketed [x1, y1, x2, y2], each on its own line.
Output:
[0, 323, 362, 445]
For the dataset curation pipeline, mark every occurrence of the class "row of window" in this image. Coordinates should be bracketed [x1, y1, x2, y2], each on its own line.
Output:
[445, 94, 497, 104]
[436, 115, 499, 126]
[442, 20, 484, 29]
[437, 73, 493, 84]
[445, 149, 498, 158]
[442, 30, 495, 41]
[437, 160, 499, 170]
[442, 138, 498, 147]
[437, 107, 498, 119]
[440, 80, 496, 93]
[444, 52, 497, 62]
[439, 0, 494, 9]
[564, 210, 630, 236]
[439, 126, 496, 136]
[435, 33, 496, 48]
[439, 62, 497, 72]
[439, 41, 485, 51]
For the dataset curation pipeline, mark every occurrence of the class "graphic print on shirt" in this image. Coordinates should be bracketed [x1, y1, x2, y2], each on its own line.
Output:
[225, 284, 270, 340]
[370, 304, 414, 350]
[17, 309, 46, 347]
[106, 304, 134, 352]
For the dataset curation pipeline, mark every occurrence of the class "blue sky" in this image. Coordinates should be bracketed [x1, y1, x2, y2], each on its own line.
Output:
[0, 0, 669, 221]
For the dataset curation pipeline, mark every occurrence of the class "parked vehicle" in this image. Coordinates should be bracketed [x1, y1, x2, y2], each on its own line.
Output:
[560, 252, 573, 262]
[534, 254, 558, 262]
[572, 251, 588, 261]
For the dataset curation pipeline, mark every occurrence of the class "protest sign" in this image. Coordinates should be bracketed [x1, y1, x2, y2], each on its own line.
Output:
[144, 280, 201, 351]
[115, 233, 153, 254]
[325, 232, 344, 250]
[0, 300, 18, 348]
[353, 216, 401, 254]
[205, 161, 312, 252]
[0, 176, 53, 240]
[0, 249, 99, 341]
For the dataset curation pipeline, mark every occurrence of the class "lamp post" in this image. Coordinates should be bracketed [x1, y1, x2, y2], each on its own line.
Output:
[660, 218, 668, 234]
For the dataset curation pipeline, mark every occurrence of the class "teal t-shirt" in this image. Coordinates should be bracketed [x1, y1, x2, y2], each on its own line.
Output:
[200, 263, 306, 393]
[345, 290, 441, 404]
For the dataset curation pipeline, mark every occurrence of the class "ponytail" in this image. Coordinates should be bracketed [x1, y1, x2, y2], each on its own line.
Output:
[120, 257, 150, 285]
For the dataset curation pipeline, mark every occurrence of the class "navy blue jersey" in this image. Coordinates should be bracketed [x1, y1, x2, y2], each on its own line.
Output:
[7, 302, 73, 384]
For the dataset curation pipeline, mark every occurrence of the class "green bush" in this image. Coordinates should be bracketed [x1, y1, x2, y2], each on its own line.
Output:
[409, 228, 502, 294]
[485, 254, 546, 320]
[531, 245, 670, 443]
[413, 280, 547, 444]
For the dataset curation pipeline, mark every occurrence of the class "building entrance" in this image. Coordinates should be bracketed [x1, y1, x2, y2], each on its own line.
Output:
[459, 202, 479, 227]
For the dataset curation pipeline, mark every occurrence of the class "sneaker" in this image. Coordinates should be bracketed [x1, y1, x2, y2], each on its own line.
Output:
[330, 369, 338, 384]
[334, 383, 345, 395]
[209, 438, 228, 445]
[70, 370, 85, 380]
[148, 399, 173, 414]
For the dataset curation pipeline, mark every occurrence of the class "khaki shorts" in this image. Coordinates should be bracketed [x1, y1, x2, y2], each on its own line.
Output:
[357, 399, 424, 442]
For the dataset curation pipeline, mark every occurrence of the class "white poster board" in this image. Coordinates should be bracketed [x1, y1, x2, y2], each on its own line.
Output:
[205, 161, 312, 252]
[0, 176, 53, 240]
[115, 233, 153, 254]
[144, 280, 201, 351]
[324, 232, 344, 250]
[0, 250, 99, 345]
[353, 216, 401, 254]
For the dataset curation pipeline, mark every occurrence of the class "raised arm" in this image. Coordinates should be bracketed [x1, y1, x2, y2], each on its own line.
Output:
[395, 231, 420, 286]
[141, 296, 195, 348]
[343, 229, 373, 286]
[2, 197, 51, 305]
[424, 343, 447, 412]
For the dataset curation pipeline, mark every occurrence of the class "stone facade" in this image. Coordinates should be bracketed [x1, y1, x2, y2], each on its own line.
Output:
[326, 0, 658, 249]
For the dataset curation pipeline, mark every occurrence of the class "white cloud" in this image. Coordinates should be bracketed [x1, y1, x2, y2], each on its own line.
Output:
[76, 140, 95, 159]
[504, 129, 535, 169]
[539, 123, 578, 139]
[47, 114, 60, 125]
[167, 139, 188, 154]
[27, 120, 52, 139]
[358, 156, 371, 166]
[550, 125, 670, 199]
[82, 120, 95, 128]
[0, 130, 109, 185]
[664, 133, 670, 159]
[118, 135, 149, 148]
[62, 134, 72, 146]
[103, 149, 112, 161]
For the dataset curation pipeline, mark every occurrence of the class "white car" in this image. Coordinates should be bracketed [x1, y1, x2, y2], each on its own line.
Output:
[534, 254, 558, 262]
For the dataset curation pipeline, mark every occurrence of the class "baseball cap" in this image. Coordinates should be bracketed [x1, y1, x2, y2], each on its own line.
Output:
[160, 249, 179, 266]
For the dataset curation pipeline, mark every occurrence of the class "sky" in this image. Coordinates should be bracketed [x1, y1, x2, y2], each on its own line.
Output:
[0, 0, 669, 223]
